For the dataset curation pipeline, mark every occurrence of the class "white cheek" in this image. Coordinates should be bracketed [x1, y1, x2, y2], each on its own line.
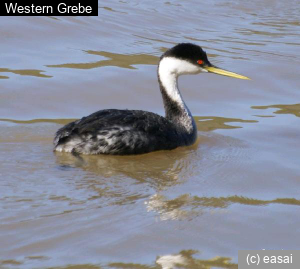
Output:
[159, 57, 201, 76]
[178, 61, 200, 74]
[158, 57, 202, 105]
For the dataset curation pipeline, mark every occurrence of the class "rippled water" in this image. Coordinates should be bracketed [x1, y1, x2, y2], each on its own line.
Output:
[1, 0, 300, 268]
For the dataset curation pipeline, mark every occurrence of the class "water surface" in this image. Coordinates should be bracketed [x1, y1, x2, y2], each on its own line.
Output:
[1, 0, 300, 268]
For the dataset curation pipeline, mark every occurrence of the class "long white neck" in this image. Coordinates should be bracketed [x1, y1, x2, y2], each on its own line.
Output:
[158, 57, 197, 136]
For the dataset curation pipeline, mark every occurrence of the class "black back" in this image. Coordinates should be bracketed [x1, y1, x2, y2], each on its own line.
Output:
[54, 109, 190, 155]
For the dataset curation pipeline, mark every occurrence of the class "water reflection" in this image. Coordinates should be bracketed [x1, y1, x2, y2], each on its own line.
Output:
[145, 194, 198, 221]
[48, 265, 102, 269]
[252, 104, 300, 118]
[1, 0, 300, 267]
[237, 28, 289, 38]
[0, 115, 257, 131]
[39, 250, 237, 269]
[0, 118, 76, 125]
[55, 144, 199, 192]
[0, 260, 23, 266]
[164, 2, 182, 7]
[53, 131, 251, 220]
[133, 35, 177, 46]
[156, 250, 237, 269]
[0, 115, 255, 216]
[99, 6, 127, 14]
[47, 51, 159, 70]
[252, 115, 275, 118]
[145, 193, 300, 221]
[0, 68, 52, 78]
[0, 250, 237, 269]
[195, 116, 257, 131]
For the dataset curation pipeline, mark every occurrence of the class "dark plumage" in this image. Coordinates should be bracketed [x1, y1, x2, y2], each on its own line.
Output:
[55, 43, 243, 155]
[163, 43, 211, 67]
[54, 109, 190, 155]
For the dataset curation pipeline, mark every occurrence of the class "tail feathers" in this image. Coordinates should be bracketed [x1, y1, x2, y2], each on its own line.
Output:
[53, 120, 78, 147]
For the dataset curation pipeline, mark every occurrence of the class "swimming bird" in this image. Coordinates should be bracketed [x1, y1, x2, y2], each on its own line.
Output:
[54, 43, 249, 155]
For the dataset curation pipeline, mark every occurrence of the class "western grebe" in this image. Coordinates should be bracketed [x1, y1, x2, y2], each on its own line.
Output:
[54, 43, 249, 155]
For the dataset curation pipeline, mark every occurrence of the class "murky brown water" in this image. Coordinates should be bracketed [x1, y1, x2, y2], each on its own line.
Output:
[1, 0, 300, 268]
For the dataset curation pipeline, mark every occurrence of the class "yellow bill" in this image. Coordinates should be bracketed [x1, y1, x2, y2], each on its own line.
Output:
[205, 66, 250, 80]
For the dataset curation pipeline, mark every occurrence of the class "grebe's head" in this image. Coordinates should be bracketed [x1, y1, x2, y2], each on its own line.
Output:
[159, 43, 250, 79]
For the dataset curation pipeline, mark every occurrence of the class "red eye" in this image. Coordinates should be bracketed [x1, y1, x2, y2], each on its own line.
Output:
[197, 60, 203, 65]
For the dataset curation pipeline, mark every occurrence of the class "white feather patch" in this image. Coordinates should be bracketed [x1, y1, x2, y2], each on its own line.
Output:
[158, 57, 203, 103]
